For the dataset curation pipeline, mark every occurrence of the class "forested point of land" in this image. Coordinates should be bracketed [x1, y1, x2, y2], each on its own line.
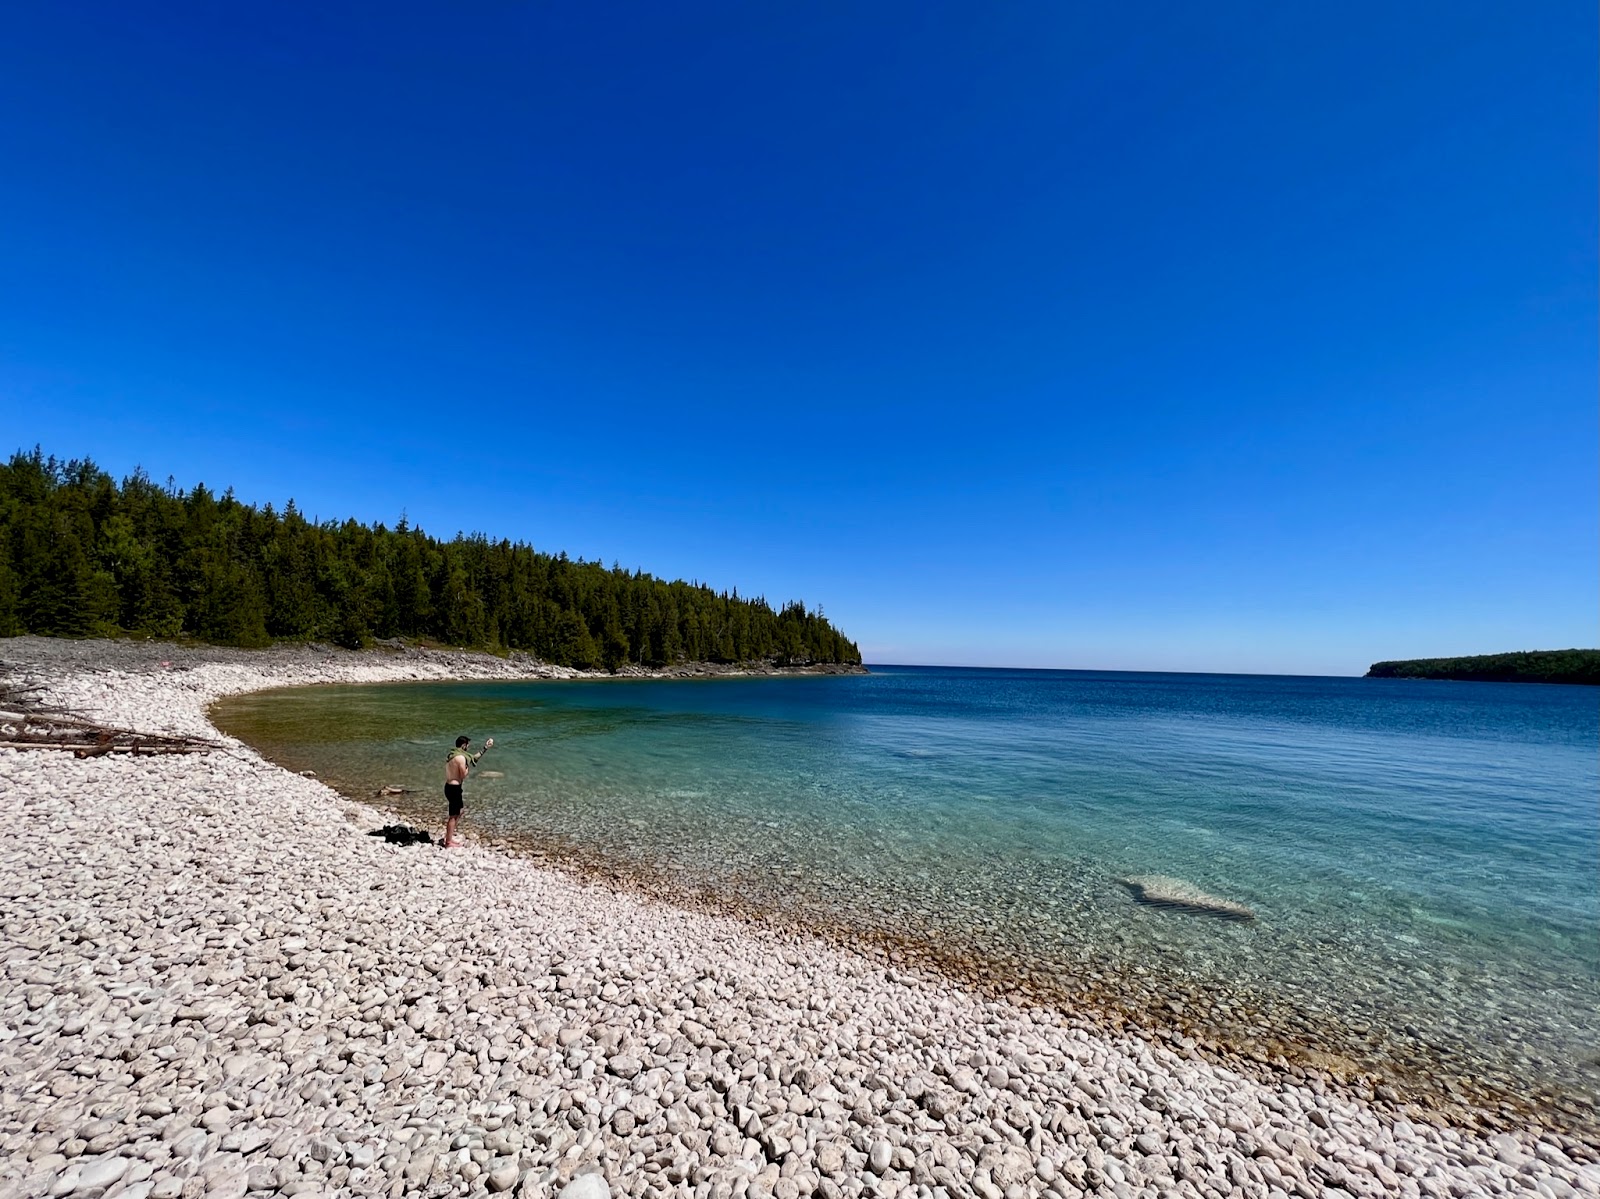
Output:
[0, 449, 862, 671]
[1365, 650, 1600, 686]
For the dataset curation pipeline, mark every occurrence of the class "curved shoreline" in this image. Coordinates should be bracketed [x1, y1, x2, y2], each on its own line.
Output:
[211, 668, 1599, 1144]
[1, 636, 1595, 1199]
[404, 822, 1598, 1142]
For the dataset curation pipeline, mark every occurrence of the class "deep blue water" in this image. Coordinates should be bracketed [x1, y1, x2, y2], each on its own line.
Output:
[214, 665, 1599, 1106]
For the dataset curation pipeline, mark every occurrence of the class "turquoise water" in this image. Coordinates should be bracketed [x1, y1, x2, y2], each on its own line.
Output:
[214, 666, 1599, 1117]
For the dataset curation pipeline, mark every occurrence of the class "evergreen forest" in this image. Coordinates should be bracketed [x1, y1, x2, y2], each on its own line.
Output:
[1366, 650, 1599, 686]
[0, 450, 862, 671]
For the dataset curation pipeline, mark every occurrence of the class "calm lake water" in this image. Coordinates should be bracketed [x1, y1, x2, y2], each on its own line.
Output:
[213, 666, 1599, 1120]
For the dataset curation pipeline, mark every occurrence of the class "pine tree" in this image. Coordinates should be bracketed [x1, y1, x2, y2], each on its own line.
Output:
[0, 450, 864, 664]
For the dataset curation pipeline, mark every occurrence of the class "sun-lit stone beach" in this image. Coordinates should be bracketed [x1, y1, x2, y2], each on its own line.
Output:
[1, 639, 1594, 1199]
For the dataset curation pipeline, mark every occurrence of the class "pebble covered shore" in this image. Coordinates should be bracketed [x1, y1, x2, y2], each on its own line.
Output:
[1, 638, 1594, 1199]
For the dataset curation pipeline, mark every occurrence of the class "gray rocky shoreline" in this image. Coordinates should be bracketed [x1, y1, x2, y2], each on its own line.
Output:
[0, 637, 1593, 1199]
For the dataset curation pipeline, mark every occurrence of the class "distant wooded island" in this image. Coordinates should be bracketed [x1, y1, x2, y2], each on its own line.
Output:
[1366, 650, 1600, 686]
[0, 449, 862, 670]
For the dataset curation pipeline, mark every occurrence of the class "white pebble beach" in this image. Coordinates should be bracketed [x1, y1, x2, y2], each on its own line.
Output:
[1, 637, 1593, 1199]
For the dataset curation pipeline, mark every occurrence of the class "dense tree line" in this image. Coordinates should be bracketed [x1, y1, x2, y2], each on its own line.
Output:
[1366, 650, 1599, 686]
[0, 450, 862, 670]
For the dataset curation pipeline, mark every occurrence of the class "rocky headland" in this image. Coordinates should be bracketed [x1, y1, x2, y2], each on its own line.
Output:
[0, 637, 1594, 1199]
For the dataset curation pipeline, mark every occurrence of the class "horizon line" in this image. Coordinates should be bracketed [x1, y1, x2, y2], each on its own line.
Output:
[862, 661, 1366, 679]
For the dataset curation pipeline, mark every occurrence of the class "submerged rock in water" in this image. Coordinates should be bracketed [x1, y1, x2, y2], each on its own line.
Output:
[479, 770, 505, 778]
[1118, 874, 1254, 921]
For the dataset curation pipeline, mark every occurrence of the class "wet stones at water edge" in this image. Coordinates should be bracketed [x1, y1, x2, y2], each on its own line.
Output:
[1, 634, 1595, 1199]
[1118, 874, 1255, 921]
[368, 823, 434, 846]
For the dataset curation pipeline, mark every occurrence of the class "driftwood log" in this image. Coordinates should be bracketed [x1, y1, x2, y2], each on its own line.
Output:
[0, 673, 221, 758]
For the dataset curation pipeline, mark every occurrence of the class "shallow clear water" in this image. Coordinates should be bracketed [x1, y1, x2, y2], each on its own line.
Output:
[214, 666, 1599, 1113]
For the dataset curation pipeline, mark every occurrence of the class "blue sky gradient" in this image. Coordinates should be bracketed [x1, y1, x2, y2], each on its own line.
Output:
[2, 3, 1594, 673]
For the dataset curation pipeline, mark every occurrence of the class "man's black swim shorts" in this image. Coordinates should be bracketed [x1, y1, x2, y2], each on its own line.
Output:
[445, 781, 464, 817]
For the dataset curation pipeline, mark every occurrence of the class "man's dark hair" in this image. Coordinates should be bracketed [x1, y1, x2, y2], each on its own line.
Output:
[455, 735, 470, 748]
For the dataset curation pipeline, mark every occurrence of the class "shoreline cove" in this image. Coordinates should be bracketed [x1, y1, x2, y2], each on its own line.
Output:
[1, 636, 1595, 1199]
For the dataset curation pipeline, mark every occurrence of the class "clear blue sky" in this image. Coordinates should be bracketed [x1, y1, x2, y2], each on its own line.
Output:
[2, 3, 1594, 673]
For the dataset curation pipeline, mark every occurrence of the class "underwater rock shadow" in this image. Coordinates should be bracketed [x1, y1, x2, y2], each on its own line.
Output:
[1118, 874, 1255, 922]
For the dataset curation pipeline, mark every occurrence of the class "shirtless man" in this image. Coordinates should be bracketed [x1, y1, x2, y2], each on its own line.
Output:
[444, 735, 492, 848]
